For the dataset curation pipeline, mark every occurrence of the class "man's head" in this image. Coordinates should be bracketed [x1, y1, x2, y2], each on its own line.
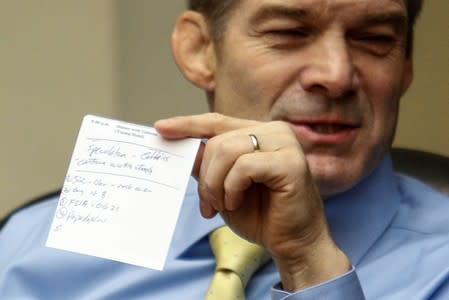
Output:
[172, 0, 420, 197]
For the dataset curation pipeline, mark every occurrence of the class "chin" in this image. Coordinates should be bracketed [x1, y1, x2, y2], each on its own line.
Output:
[305, 153, 369, 198]
[315, 176, 359, 199]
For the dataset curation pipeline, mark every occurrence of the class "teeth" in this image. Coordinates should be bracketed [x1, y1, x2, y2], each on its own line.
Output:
[309, 124, 345, 134]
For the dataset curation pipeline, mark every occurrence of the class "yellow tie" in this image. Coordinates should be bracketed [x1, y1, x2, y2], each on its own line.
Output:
[205, 226, 271, 300]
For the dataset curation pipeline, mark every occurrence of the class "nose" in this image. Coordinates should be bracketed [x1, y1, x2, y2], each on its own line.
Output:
[299, 33, 357, 99]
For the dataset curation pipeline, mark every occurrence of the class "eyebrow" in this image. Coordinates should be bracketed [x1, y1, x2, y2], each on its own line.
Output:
[249, 5, 314, 26]
[360, 11, 408, 32]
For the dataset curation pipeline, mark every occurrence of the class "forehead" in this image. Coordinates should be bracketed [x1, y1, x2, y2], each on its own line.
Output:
[230, 0, 407, 23]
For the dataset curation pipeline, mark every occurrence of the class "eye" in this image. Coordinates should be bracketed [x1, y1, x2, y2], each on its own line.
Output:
[262, 28, 312, 49]
[267, 28, 309, 38]
[356, 34, 395, 44]
[351, 33, 397, 56]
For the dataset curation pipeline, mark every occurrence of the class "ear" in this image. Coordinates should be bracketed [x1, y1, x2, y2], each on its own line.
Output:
[400, 57, 413, 95]
[171, 11, 216, 91]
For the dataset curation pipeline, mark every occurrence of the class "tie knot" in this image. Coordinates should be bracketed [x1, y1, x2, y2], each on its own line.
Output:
[209, 226, 271, 287]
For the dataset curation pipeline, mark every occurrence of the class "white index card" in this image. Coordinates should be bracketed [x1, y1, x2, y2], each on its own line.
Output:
[46, 115, 200, 270]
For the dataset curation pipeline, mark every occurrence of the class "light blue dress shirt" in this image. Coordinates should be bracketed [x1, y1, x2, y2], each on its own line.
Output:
[1, 156, 449, 299]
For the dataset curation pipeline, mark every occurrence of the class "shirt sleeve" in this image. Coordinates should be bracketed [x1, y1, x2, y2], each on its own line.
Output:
[270, 266, 365, 300]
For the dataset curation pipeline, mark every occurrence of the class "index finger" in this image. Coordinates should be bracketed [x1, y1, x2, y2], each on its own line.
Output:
[154, 113, 261, 139]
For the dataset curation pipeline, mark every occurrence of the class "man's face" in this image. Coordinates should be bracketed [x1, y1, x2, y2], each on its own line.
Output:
[209, 0, 412, 197]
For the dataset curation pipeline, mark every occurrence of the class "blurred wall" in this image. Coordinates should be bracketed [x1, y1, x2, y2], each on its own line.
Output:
[0, 0, 119, 217]
[1, 1, 447, 218]
[117, 1, 207, 122]
[394, 0, 449, 155]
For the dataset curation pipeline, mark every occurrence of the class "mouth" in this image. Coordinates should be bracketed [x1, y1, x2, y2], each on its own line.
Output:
[287, 119, 361, 145]
[305, 123, 357, 134]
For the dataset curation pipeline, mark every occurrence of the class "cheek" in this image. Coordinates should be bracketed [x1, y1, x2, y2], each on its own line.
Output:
[214, 50, 297, 119]
[362, 63, 404, 136]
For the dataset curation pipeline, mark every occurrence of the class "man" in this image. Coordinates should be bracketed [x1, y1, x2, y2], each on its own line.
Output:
[0, 0, 448, 299]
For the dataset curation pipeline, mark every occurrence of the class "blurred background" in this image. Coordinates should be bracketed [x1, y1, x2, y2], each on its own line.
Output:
[1, 1, 448, 218]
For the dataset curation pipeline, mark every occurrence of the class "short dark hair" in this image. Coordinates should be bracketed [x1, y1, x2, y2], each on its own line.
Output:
[188, 0, 423, 57]
[188, 0, 237, 43]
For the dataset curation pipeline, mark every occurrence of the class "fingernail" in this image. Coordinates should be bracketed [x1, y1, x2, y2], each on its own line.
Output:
[200, 200, 216, 219]
[199, 181, 223, 212]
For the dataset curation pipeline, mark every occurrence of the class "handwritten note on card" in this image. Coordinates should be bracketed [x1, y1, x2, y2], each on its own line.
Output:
[46, 115, 200, 270]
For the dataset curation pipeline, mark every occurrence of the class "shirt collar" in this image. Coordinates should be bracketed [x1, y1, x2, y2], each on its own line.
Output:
[325, 155, 400, 265]
[171, 155, 401, 263]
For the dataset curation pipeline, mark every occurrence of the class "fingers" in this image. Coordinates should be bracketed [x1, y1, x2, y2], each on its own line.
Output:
[154, 113, 260, 139]
[196, 123, 303, 218]
[199, 134, 257, 212]
[199, 147, 304, 219]
[223, 149, 304, 211]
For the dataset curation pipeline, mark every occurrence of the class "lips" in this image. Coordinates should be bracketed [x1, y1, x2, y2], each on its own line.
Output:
[307, 123, 355, 134]
[287, 119, 361, 145]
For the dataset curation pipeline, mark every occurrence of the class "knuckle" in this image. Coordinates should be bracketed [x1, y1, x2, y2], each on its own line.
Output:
[203, 112, 232, 137]
[286, 149, 308, 173]
[234, 155, 253, 172]
[271, 120, 287, 128]
[270, 121, 297, 140]
[208, 112, 226, 124]
[271, 152, 286, 173]
[223, 179, 238, 196]
[215, 140, 237, 158]
[272, 120, 292, 132]
[205, 136, 220, 150]
[198, 179, 218, 200]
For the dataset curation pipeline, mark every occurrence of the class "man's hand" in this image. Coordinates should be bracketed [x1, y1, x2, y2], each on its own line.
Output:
[155, 113, 351, 291]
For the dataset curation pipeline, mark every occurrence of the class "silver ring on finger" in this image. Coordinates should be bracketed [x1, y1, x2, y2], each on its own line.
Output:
[248, 134, 260, 151]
